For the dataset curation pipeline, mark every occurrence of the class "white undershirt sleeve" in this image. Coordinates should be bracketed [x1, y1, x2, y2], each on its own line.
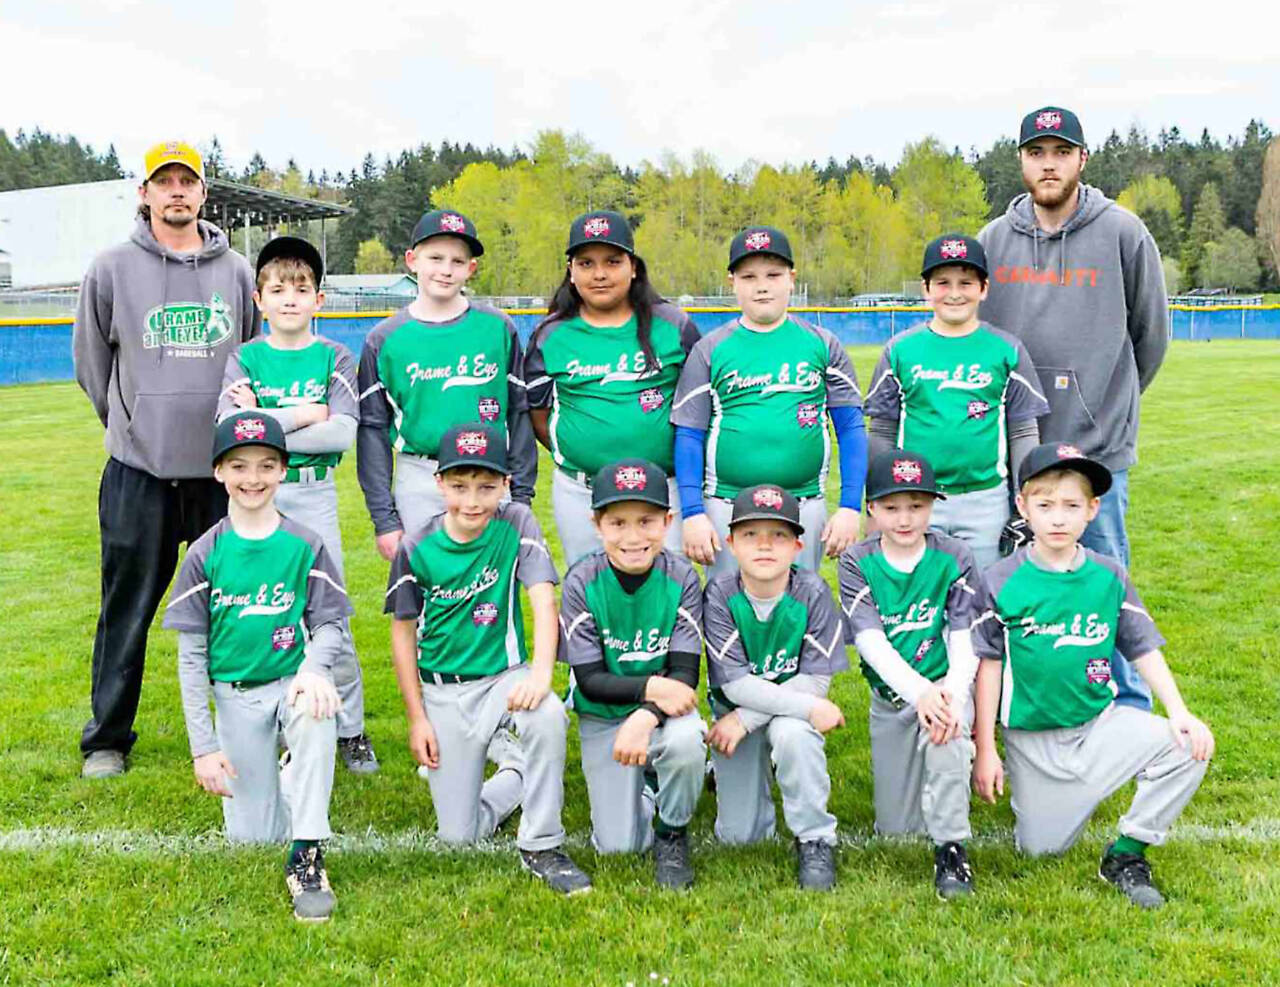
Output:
[853, 629, 933, 706]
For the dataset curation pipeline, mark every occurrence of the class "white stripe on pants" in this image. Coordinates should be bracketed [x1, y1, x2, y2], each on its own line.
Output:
[552, 469, 685, 569]
[702, 494, 828, 581]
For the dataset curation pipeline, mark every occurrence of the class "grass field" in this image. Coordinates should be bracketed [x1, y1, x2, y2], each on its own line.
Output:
[2, 341, 1279, 986]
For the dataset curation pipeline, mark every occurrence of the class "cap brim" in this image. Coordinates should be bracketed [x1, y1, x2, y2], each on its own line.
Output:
[865, 483, 946, 503]
[728, 250, 792, 271]
[145, 162, 203, 181]
[920, 260, 988, 279]
[567, 239, 634, 257]
[728, 511, 804, 535]
[1018, 134, 1085, 149]
[437, 458, 509, 476]
[256, 237, 324, 282]
[412, 232, 484, 257]
[1020, 457, 1112, 496]
[591, 491, 671, 511]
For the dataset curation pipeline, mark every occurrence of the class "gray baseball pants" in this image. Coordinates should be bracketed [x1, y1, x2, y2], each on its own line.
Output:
[577, 711, 706, 853]
[1004, 703, 1209, 856]
[393, 453, 445, 537]
[703, 494, 828, 580]
[420, 664, 569, 853]
[868, 693, 974, 844]
[552, 469, 684, 568]
[927, 482, 1009, 571]
[274, 474, 365, 739]
[212, 677, 336, 843]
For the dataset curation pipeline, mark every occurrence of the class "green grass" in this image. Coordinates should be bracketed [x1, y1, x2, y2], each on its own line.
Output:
[1, 342, 1279, 985]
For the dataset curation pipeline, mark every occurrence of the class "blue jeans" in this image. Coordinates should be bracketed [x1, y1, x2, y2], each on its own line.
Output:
[1078, 470, 1151, 710]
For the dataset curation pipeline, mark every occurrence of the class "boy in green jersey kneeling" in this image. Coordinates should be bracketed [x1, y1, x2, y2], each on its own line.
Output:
[972, 443, 1214, 908]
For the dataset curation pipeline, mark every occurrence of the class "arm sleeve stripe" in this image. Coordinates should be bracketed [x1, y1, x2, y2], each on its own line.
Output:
[167, 580, 209, 609]
[842, 585, 872, 617]
[1121, 601, 1155, 622]
[864, 369, 898, 402]
[519, 537, 551, 557]
[1009, 370, 1047, 403]
[671, 383, 711, 411]
[384, 573, 416, 598]
[359, 381, 385, 400]
[711, 629, 740, 664]
[677, 606, 706, 645]
[525, 374, 551, 389]
[825, 366, 860, 391]
[803, 625, 841, 659]
[309, 569, 348, 596]
[330, 371, 359, 402]
[562, 611, 592, 640]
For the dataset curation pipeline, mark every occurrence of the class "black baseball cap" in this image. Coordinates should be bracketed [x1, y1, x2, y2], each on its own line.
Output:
[212, 411, 288, 466]
[436, 423, 509, 475]
[1018, 442, 1112, 496]
[410, 209, 484, 257]
[921, 233, 988, 280]
[1018, 106, 1085, 149]
[566, 210, 634, 255]
[590, 459, 670, 511]
[256, 235, 324, 285]
[728, 226, 793, 271]
[730, 484, 803, 535]
[865, 449, 946, 503]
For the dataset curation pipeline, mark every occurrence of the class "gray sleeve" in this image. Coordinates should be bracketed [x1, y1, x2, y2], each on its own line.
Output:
[327, 342, 361, 421]
[669, 560, 705, 656]
[296, 622, 343, 678]
[1004, 337, 1051, 423]
[670, 338, 714, 429]
[356, 326, 400, 533]
[512, 505, 559, 587]
[703, 577, 750, 688]
[505, 321, 537, 502]
[255, 406, 303, 432]
[863, 345, 901, 421]
[286, 414, 357, 454]
[1008, 422, 1039, 487]
[177, 631, 219, 758]
[385, 537, 424, 619]
[721, 673, 819, 720]
[163, 534, 214, 632]
[558, 564, 603, 666]
[676, 309, 702, 355]
[304, 538, 354, 630]
[798, 574, 849, 675]
[821, 328, 862, 408]
[72, 262, 113, 427]
[1122, 227, 1170, 393]
[970, 556, 1016, 660]
[868, 426, 897, 463]
[941, 539, 985, 631]
[1099, 558, 1167, 660]
[523, 323, 553, 409]
[735, 673, 830, 732]
[837, 549, 885, 639]
[216, 348, 249, 423]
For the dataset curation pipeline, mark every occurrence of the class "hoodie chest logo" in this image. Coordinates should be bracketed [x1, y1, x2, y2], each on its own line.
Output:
[143, 292, 234, 351]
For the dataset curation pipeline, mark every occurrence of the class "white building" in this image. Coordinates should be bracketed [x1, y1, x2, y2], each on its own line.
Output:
[0, 180, 137, 288]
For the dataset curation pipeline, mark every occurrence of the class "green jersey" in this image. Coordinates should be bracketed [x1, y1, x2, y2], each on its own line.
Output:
[524, 303, 699, 475]
[218, 336, 359, 470]
[671, 316, 862, 499]
[837, 532, 982, 702]
[703, 568, 847, 707]
[973, 546, 1165, 731]
[864, 322, 1048, 494]
[384, 502, 559, 678]
[163, 516, 352, 682]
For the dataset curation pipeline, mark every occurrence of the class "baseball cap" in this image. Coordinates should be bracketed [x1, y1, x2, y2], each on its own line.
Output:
[590, 459, 670, 511]
[1018, 106, 1085, 148]
[143, 140, 205, 182]
[212, 411, 288, 466]
[728, 226, 793, 271]
[256, 235, 324, 286]
[921, 233, 988, 280]
[729, 484, 803, 535]
[865, 450, 946, 503]
[436, 423, 509, 476]
[410, 209, 484, 257]
[1017, 442, 1112, 496]
[566, 210, 634, 255]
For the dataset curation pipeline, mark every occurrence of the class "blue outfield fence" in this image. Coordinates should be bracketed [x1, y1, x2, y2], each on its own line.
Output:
[3, 304, 1278, 386]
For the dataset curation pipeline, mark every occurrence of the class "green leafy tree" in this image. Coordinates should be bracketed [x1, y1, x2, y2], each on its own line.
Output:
[972, 137, 1024, 220]
[1256, 138, 1280, 287]
[892, 138, 989, 264]
[354, 238, 396, 274]
[1181, 182, 1227, 286]
[1117, 174, 1183, 258]
[1200, 228, 1261, 290]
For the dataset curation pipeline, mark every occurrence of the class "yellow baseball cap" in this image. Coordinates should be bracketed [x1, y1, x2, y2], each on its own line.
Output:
[143, 141, 205, 181]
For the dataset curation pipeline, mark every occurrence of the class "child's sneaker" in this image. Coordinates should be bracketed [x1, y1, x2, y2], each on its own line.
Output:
[933, 842, 974, 900]
[338, 733, 380, 774]
[520, 848, 593, 896]
[795, 839, 837, 891]
[285, 844, 336, 922]
[1099, 843, 1165, 909]
[653, 831, 694, 890]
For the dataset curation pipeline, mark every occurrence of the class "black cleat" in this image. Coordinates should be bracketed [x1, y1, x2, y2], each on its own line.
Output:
[796, 839, 837, 891]
[933, 842, 974, 900]
[337, 733, 380, 774]
[1099, 844, 1165, 909]
[285, 844, 336, 922]
[653, 831, 694, 890]
[520, 848, 593, 896]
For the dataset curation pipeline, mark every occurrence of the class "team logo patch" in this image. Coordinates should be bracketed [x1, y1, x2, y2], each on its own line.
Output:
[892, 459, 923, 484]
[478, 396, 500, 422]
[752, 486, 784, 509]
[1035, 110, 1063, 131]
[583, 216, 610, 238]
[233, 417, 267, 442]
[1086, 657, 1111, 684]
[455, 430, 488, 456]
[911, 639, 932, 664]
[966, 399, 991, 421]
[940, 239, 968, 259]
[1056, 443, 1083, 459]
[271, 626, 297, 652]
[744, 230, 771, 251]
[472, 601, 499, 627]
[796, 403, 820, 428]
[614, 465, 647, 491]
[440, 213, 467, 234]
[638, 388, 665, 413]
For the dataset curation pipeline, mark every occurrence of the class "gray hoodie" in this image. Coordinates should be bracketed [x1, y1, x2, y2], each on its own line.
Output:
[977, 184, 1168, 472]
[73, 217, 259, 479]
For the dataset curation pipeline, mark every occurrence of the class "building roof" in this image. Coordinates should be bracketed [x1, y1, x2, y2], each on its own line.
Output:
[204, 178, 351, 228]
[322, 274, 416, 292]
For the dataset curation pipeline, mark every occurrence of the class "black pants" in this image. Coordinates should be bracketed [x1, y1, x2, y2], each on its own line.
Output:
[80, 458, 227, 757]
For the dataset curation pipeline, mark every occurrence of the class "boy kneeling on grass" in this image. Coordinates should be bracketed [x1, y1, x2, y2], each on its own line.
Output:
[972, 443, 1214, 908]
[385, 423, 591, 895]
[559, 460, 707, 890]
[165, 411, 352, 922]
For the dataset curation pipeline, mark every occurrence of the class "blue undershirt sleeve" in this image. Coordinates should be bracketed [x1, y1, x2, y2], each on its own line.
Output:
[674, 425, 707, 518]
[829, 406, 867, 512]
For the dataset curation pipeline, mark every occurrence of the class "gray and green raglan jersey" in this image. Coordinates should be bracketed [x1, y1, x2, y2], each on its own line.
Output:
[524, 302, 700, 474]
[838, 532, 983, 702]
[972, 546, 1165, 731]
[863, 323, 1049, 493]
[671, 316, 862, 499]
[384, 502, 558, 678]
[703, 568, 848, 706]
[163, 516, 353, 682]
[559, 549, 704, 719]
[217, 336, 359, 470]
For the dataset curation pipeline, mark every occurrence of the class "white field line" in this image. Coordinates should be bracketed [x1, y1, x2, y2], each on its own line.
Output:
[2, 819, 1279, 856]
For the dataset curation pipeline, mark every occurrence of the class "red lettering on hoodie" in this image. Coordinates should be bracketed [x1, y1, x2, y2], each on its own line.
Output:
[994, 265, 1099, 287]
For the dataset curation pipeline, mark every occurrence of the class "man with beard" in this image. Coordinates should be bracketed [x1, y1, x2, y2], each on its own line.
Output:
[74, 141, 258, 777]
[978, 107, 1168, 711]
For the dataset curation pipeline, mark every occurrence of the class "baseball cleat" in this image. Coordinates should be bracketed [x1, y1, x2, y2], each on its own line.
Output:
[285, 844, 336, 922]
[520, 848, 593, 896]
[81, 750, 126, 779]
[1099, 844, 1165, 909]
[337, 733, 380, 774]
[933, 842, 974, 900]
[795, 839, 837, 891]
[653, 831, 694, 890]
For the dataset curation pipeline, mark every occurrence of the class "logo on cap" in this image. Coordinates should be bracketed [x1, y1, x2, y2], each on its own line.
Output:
[940, 239, 968, 259]
[614, 465, 647, 491]
[478, 396, 500, 423]
[271, 626, 297, 652]
[233, 417, 267, 442]
[796, 403, 819, 428]
[752, 486, 784, 509]
[440, 213, 467, 234]
[472, 601, 499, 627]
[456, 431, 488, 456]
[892, 459, 923, 484]
[744, 230, 771, 251]
[583, 216, 610, 238]
[638, 388, 664, 413]
[1056, 444, 1083, 459]
[1035, 110, 1063, 131]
